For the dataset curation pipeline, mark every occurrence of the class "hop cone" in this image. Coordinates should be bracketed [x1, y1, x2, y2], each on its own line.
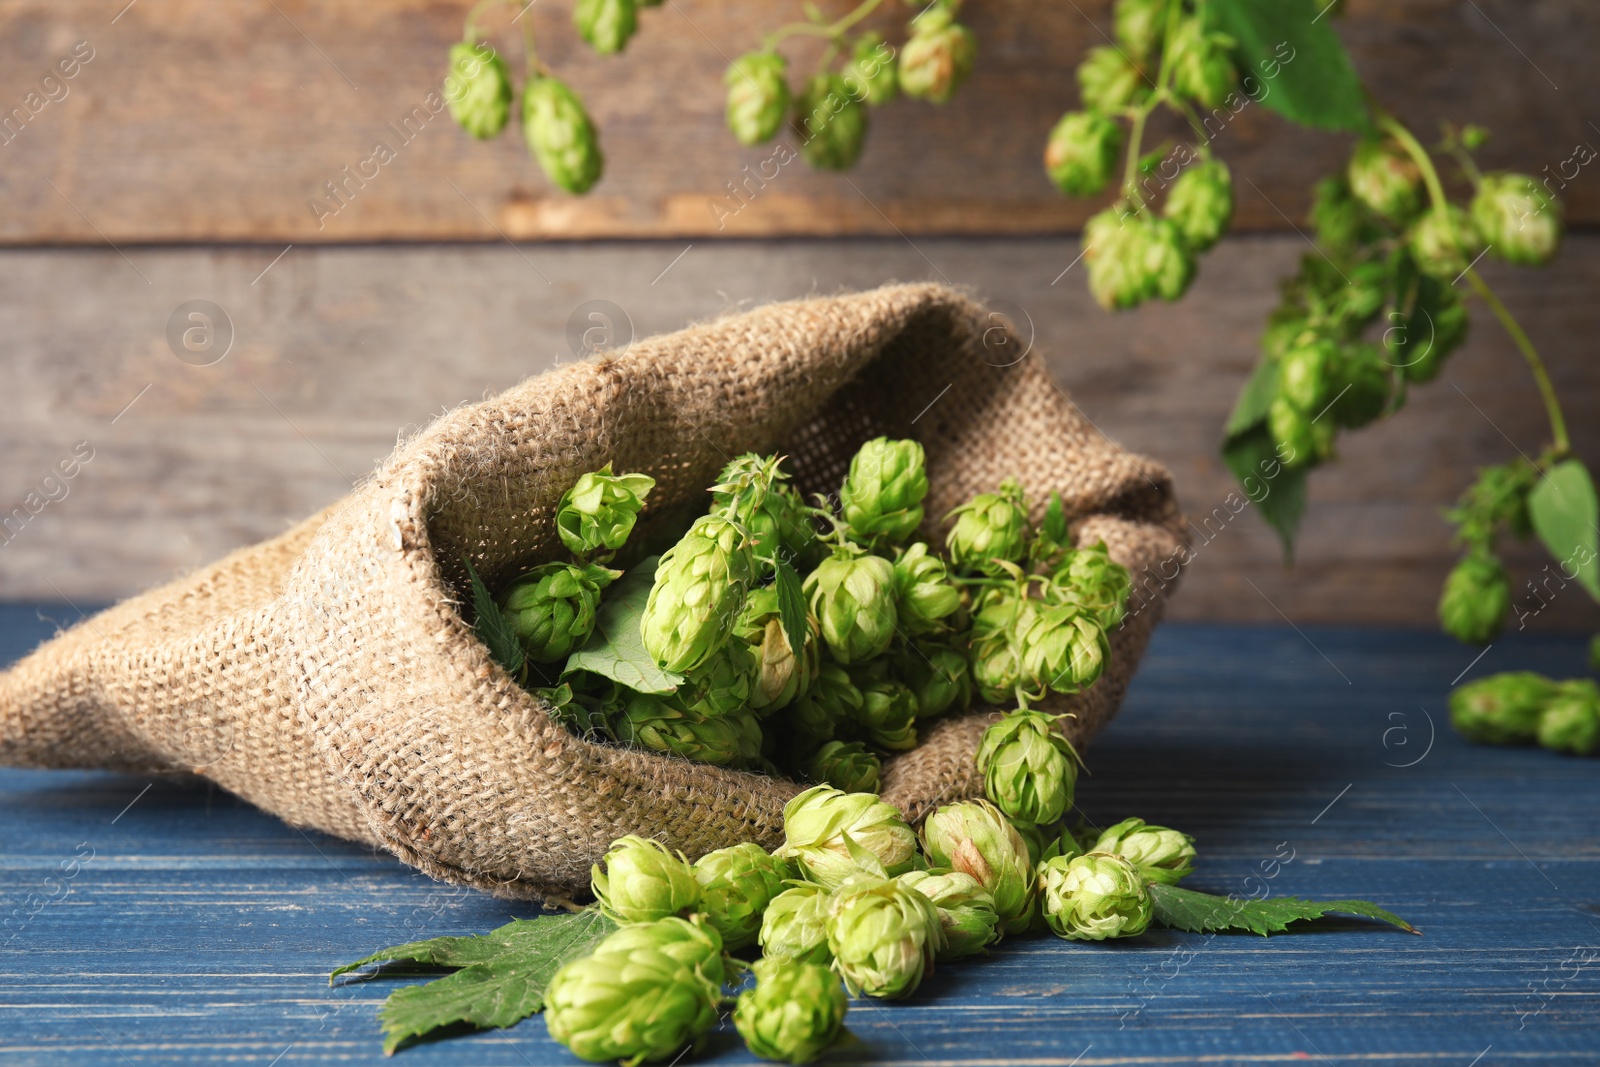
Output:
[1165, 159, 1233, 252]
[734, 957, 848, 1064]
[1331, 342, 1391, 429]
[805, 552, 898, 664]
[826, 876, 945, 999]
[1083, 208, 1150, 311]
[844, 33, 898, 106]
[1039, 852, 1152, 941]
[1138, 215, 1196, 302]
[592, 835, 701, 924]
[759, 883, 834, 965]
[574, 0, 638, 55]
[725, 52, 790, 146]
[545, 917, 723, 1064]
[611, 691, 744, 766]
[1018, 604, 1109, 695]
[1438, 553, 1509, 645]
[1537, 680, 1600, 756]
[499, 562, 619, 663]
[523, 77, 603, 194]
[1057, 541, 1132, 629]
[947, 479, 1029, 576]
[1311, 175, 1378, 256]
[445, 42, 513, 140]
[892, 542, 961, 634]
[851, 673, 918, 752]
[693, 842, 788, 950]
[1390, 281, 1468, 384]
[900, 642, 972, 719]
[897, 869, 1000, 960]
[977, 710, 1078, 826]
[556, 464, 655, 557]
[779, 785, 919, 888]
[1268, 394, 1320, 471]
[1078, 46, 1147, 111]
[1167, 19, 1235, 108]
[1278, 338, 1336, 414]
[677, 640, 758, 719]
[787, 661, 861, 753]
[802, 740, 881, 794]
[710, 454, 788, 561]
[795, 74, 868, 171]
[968, 591, 1035, 705]
[1449, 671, 1556, 745]
[1347, 138, 1423, 224]
[921, 799, 1037, 935]
[1408, 205, 1483, 281]
[737, 588, 819, 714]
[841, 438, 929, 545]
[642, 514, 754, 673]
[1045, 111, 1122, 198]
[1089, 817, 1196, 885]
[1472, 173, 1563, 266]
[898, 12, 975, 104]
[1114, 0, 1167, 59]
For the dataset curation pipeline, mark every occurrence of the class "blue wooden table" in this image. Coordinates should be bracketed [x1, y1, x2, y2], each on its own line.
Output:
[2, 605, 1596, 1065]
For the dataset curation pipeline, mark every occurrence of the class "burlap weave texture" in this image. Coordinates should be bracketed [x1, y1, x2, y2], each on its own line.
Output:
[0, 283, 1185, 901]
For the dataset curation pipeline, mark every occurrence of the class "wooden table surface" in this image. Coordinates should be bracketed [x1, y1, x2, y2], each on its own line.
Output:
[1, 607, 1596, 1065]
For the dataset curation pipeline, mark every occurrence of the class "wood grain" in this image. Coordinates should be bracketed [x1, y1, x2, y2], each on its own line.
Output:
[0, 617, 1596, 1063]
[0, 234, 1596, 633]
[0, 0, 1594, 243]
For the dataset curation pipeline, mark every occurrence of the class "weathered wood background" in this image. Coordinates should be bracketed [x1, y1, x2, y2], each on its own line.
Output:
[0, 0, 1596, 633]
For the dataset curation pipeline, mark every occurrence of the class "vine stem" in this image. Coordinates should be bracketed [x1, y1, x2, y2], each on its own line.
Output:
[764, 0, 887, 51]
[1120, 0, 1183, 209]
[1380, 112, 1570, 457]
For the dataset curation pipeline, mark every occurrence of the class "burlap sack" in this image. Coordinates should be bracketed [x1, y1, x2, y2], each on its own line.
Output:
[0, 283, 1185, 902]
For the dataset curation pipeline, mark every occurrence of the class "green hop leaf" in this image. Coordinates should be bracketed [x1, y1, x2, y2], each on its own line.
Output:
[1164, 159, 1233, 252]
[801, 739, 882, 794]
[734, 957, 848, 1064]
[1450, 671, 1557, 745]
[641, 513, 755, 673]
[1347, 138, 1423, 224]
[759, 883, 834, 965]
[1148, 883, 1415, 936]
[920, 799, 1038, 936]
[898, 14, 976, 104]
[1408, 204, 1484, 281]
[1537, 681, 1600, 756]
[794, 74, 868, 170]
[896, 868, 1001, 960]
[693, 842, 788, 951]
[825, 876, 945, 999]
[1438, 551, 1510, 645]
[1077, 45, 1150, 111]
[445, 42, 513, 140]
[1472, 173, 1562, 266]
[726, 52, 790, 146]
[977, 710, 1080, 826]
[523, 77, 604, 195]
[1038, 851, 1152, 941]
[1527, 459, 1600, 599]
[591, 835, 702, 924]
[499, 561, 620, 664]
[573, 0, 638, 55]
[1045, 111, 1123, 198]
[804, 551, 898, 664]
[778, 785, 919, 889]
[1088, 817, 1196, 885]
[556, 463, 655, 558]
[843, 32, 899, 106]
[841, 437, 930, 545]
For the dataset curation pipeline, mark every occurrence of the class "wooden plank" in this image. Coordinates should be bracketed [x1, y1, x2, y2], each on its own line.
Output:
[1, 234, 1597, 634]
[0, 0, 1594, 243]
[0, 619, 1596, 1063]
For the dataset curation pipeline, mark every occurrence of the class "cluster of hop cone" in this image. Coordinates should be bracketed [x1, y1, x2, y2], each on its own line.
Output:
[546, 795, 1198, 1064]
[489, 437, 1131, 817]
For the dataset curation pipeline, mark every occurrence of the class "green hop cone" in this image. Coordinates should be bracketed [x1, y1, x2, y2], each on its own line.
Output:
[1331, 342, 1391, 429]
[805, 551, 898, 664]
[737, 586, 819, 714]
[851, 673, 919, 751]
[1537, 680, 1600, 756]
[1278, 338, 1336, 413]
[557, 464, 655, 558]
[1164, 159, 1233, 253]
[1449, 671, 1556, 744]
[1168, 18, 1236, 109]
[1089, 817, 1196, 885]
[844, 33, 898, 106]
[787, 661, 862, 752]
[897, 869, 1001, 960]
[779, 785, 919, 888]
[1138, 215, 1196, 302]
[725, 52, 790, 146]
[499, 562, 620, 663]
[445, 42, 513, 140]
[1078, 46, 1148, 112]
[947, 478, 1029, 575]
[592, 835, 702, 924]
[759, 883, 834, 965]
[892, 542, 961, 634]
[1011, 819, 1048, 866]
[1389, 277, 1469, 384]
[898, 11, 976, 104]
[1310, 175, 1378, 256]
[977, 710, 1079, 826]
[968, 590, 1035, 704]
[841, 437, 929, 545]
[1438, 552, 1509, 645]
[1347, 138, 1423, 224]
[611, 691, 744, 766]
[1472, 172, 1563, 266]
[920, 799, 1037, 936]
[1083, 207, 1150, 310]
[1038, 851, 1153, 941]
[1114, 0, 1167, 58]
[1408, 205, 1483, 281]
[1045, 111, 1123, 198]
[545, 916, 723, 1066]
[900, 642, 972, 719]
[574, 0, 638, 55]
[1019, 604, 1109, 695]
[795, 74, 868, 171]
[677, 639, 758, 719]
[802, 740, 882, 794]
[1057, 541, 1132, 629]
[693, 842, 788, 950]
[523, 77, 604, 195]
[642, 513, 754, 673]
[734, 957, 848, 1065]
[1267, 395, 1318, 471]
[825, 875, 945, 999]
